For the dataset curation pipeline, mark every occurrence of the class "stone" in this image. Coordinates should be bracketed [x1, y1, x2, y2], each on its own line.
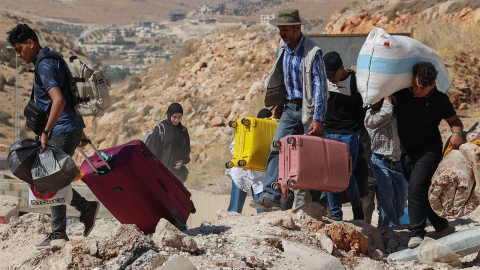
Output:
[152, 219, 198, 252]
[0, 195, 20, 224]
[156, 255, 196, 270]
[316, 232, 334, 254]
[354, 258, 384, 270]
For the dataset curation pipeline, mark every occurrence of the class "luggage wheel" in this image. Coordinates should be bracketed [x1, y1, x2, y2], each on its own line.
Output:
[228, 121, 237, 128]
[241, 118, 250, 126]
[190, 201, 196, 214]
[286, 179, 295, 187]
[273, 140, 281, 148]
[171, 218, 187, 231]
[238, 160, 246, 166]
[286, 137, 296, 145]
[271, 182, 281, 190]
[225, 161, 234, 169]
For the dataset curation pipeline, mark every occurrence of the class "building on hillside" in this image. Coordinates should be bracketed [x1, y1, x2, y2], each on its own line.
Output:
[126, 50, 143, 59]
[169, 11, 187, 22]
[240, 21, 255, 29]
[105, 29, 123, 43]
[199, 5, 211, 14]
[205, 17, 217, 24]
[260, 14, 276, 25]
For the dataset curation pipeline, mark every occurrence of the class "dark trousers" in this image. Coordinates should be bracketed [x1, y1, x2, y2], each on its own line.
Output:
[401, 150, 448, 238]
[362, 175, 379, 225]
[49, 130, 89, 236]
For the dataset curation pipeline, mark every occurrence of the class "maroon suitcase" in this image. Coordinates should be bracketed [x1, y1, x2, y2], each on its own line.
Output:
[276, 135, 352, 192]
[78, 140, 194, 234]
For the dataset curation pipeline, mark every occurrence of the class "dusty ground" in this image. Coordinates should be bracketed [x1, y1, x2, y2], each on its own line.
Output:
[1, 201, 480, 270]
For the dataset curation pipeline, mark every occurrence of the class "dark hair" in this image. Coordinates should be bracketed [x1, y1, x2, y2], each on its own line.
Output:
[412, 62, 438, 87]
[6, 24, 39, 45]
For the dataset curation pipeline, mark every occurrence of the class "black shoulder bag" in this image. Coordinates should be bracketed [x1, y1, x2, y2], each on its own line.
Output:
[24, 86, 47, 136]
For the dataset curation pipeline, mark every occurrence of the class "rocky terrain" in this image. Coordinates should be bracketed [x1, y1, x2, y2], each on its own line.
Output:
[2, 196, 480, 269]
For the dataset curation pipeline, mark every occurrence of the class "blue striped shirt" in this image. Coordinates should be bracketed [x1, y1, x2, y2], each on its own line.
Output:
[279, 35, 328, 122]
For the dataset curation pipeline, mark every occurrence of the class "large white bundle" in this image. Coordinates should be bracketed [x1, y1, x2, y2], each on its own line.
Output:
[356, 27, 451, 106]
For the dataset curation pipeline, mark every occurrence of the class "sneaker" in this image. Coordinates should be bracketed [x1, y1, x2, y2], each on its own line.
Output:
[352, 204, 365, 220]
[408, 236, 423, 249]
[435, 224, 455, 239]
[80, 201, 100, 237]
[36, 233, 69, 249]
[249, 196, 281, 211]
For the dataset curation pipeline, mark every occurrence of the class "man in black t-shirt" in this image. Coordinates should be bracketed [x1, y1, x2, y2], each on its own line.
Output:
[394, 62, 464, 248]
[321, 51, 367, 221]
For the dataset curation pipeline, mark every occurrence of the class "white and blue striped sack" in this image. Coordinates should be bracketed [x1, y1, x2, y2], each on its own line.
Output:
[356, 27, 451, 106]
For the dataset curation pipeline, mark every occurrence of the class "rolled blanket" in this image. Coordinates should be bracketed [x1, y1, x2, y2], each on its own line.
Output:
[429, 150, 478, 218]
[460, 143, 480, 199]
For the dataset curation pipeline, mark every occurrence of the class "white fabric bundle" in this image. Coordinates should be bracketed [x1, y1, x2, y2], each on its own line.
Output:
[356, 27, 451, 106]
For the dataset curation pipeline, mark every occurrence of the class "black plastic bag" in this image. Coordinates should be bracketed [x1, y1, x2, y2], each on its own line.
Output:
[8, 139, 40, 185]
[31, 145, 80, 195]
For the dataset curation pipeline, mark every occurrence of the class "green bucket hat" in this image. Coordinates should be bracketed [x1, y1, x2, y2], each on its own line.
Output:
[270, 9, 307, 26]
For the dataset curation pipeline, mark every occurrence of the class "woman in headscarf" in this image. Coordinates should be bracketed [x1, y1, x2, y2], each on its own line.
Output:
[147, 103, 191, 183]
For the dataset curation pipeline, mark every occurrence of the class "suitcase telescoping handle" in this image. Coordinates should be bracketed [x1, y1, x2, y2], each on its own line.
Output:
[77, 139, 112, 176]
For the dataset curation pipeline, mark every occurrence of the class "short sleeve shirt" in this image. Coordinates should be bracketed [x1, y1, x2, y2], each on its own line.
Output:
[394, 87, 456, 154]
[33, 47, 85, 133]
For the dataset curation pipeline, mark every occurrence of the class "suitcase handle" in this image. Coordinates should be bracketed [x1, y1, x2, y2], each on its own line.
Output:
[77, 140, 113, 176]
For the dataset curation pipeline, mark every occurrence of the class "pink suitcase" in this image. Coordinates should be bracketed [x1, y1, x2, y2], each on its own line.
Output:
[78, 140, 194, 233]
[276, 135, 352, 192]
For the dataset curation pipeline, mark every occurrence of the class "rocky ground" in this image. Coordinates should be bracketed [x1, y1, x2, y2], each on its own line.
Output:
[1, 199, 480, 270]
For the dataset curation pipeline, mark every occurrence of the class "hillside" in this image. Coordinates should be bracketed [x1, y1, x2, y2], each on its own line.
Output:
[0, 0, 348, 30]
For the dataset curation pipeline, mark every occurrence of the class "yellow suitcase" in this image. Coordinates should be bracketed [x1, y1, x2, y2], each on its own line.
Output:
[226, 117, 278, 172]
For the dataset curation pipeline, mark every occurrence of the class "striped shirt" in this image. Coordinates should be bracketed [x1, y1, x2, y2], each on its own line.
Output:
[278, 35, 328, 122]
[364, 100, 402, 161]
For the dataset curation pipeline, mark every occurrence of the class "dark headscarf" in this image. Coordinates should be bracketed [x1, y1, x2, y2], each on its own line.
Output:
[163, 103, 184, 130]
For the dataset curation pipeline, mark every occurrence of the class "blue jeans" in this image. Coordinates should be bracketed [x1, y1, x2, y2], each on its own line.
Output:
[371, 154, 407, 227]
[324, 131, 360, 220]
[227, 180, 263, 214]
[261, 103, 308, 201]
[49, 130, 90, 236]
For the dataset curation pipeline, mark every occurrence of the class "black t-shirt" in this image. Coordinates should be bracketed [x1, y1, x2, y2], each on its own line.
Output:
[394, 87, 456, 154]
[324, 70, 366, 134]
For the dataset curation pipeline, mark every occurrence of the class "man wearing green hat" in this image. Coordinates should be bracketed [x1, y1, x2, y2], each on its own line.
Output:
[250, 9, 329, 211]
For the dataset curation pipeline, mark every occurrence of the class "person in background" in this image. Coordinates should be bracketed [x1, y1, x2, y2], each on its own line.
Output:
[249, 8, 328, 211]
[7, 24, 100, 249]
[358, 125, 381, 225]
[321, 51, 366, 221]
[394, 62, 462, 248]
[146, 103, 191, 183]
[365, 96, 407, 227]
[226, 109, 273, 214]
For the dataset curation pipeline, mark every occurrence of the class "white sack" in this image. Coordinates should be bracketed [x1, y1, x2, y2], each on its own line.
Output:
[356, 27, 451, 106]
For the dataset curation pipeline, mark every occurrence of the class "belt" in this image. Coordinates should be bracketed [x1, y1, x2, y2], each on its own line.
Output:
[374, 153, 402, 167]
[287, 98, 302, 104]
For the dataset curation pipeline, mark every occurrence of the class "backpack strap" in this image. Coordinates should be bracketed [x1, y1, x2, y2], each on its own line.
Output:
[158, 123, 165, 144]
[34, 51, 84, 106]
[349, 69, 358, 101]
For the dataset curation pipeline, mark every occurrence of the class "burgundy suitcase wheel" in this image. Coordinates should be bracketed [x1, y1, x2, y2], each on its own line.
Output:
[238, 160, 246, 166]
[286, 137, 296, 145]
[228, 121, 237, 128]
[241, 118, 250, 126]
[286, 179, 295, 187]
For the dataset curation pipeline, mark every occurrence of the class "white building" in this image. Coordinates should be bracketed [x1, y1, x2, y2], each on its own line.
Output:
[260, 14, 276, 25]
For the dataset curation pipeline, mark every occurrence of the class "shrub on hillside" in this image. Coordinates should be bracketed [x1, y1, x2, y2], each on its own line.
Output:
[386, 0, 450, 20]
[447, 0, 480, 13]
[0, 110, 12, 125]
